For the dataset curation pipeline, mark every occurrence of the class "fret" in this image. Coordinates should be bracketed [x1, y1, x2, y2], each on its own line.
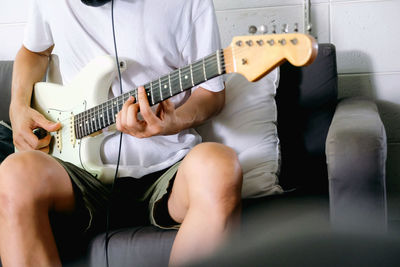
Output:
[93, 112, 98, 131]
[101, 103, 106, 127]
[85, 118, 90, 136]
[144, 84, 153, 105]
[95, 106, 100, 130]
[192, 61, 205, 86]
[150, 82, 155, 105]
[80, 114, 83, 138]
[216, 50, 222, 75]
[112, 101, 118, 124]
[117, 96, 123, 112]
[96, 106, 101, 130]
[181, 66, 192, 89]
[83, 113, 86, 137]
[100, 105, 105, 128]
[106, 102, 111, 127]
[202, 58, 207, 81]
[159, 78, 163, 101]
[118, 96, 123, 113]
[205, 54, 220, 80]
[168, 74, 172, 96]
[103, 104, 108, 127]
[86, 117, 90, 136]
[170, 70, 181, 95]
[153, 81, 162, 104]
[189, 64, 194, 86]
[111, 100, 115, 123]
[92, 108, 96, 131]
[102, 105, 108, 127]
[90, 116, 94, 134]
[84, 115, 90, 135]
[80, 113, 85, 138]
[178, 68, 183, 92]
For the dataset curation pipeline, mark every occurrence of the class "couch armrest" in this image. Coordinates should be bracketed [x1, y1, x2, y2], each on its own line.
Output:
[326, 97, 387, 231]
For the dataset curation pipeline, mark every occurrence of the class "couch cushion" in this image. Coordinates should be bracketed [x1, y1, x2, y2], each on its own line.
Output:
[0, 61, 13, 124]
[276, 43, 338, 192]
[196, 69, 283, 198]
[90, 226, 176, 267]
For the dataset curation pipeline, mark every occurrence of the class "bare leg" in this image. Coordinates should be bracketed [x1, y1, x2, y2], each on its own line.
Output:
[0, 151, 75, 267]
[167, 142, 243, 266]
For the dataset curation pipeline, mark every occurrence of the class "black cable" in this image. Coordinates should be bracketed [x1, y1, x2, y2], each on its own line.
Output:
[105, 0, 124, 266]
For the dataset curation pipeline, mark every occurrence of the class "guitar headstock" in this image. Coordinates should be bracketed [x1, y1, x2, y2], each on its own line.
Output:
[223, 33, 318, 82]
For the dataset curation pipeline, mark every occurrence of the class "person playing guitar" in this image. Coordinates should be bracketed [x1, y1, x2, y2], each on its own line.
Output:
[0, 0, 243, 266]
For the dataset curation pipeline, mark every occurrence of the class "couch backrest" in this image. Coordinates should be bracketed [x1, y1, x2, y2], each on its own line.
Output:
[0, 61, 13, 124]
[276, 43, 338, 194]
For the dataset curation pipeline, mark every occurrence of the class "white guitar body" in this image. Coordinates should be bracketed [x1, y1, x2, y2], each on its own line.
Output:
[32, 55, 125, 183]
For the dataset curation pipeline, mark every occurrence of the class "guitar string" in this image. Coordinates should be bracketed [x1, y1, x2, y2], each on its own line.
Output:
[77, 39, 287, 120]
[75, 41, 280, 123]
[78, 53, 221, 114]
[73, 58, 232, 137]
[74, 51, 225, 125]
[73, 42, 286, 136]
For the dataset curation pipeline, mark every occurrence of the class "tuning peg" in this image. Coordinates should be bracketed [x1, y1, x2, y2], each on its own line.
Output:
[294, 23, 299, 32]
[248, 25, 257, 35]
[272, 24, 277, 34]
[282, 24, 289, 33]
[259, 25, 268, 34]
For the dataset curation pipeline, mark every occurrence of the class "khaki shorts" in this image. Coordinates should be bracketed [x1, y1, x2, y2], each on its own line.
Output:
[54, 158, 181, 233]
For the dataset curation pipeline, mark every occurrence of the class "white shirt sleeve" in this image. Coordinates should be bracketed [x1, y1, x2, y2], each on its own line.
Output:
[181, 1, 225, 93]
[23, 0, 54, 52]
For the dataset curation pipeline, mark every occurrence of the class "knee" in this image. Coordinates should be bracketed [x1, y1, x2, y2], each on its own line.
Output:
[189, 142, 242, 178]
[185, 142, 243, 209]
[0, 151, 52, 212]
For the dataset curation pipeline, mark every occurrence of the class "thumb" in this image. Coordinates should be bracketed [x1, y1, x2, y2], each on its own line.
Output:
[34, 114, 61, 132]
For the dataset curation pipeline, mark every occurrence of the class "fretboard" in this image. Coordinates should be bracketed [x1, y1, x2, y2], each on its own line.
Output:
[74, 50, 225, 139]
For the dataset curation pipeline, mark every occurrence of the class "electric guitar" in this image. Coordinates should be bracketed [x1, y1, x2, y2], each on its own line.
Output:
[31, 33, 318, 183]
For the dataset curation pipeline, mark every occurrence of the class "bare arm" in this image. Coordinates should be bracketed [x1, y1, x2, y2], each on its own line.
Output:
[116, 86, 225, 138]
[170, 87, 225, 131]
[10, 45, 60, 152]
[11, 46, 53, 107]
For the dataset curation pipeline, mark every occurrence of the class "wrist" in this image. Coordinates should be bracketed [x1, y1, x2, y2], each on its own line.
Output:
[9, 101, 30, 119]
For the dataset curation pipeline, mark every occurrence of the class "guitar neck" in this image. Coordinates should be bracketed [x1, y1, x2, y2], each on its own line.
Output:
[73, 33, 318, 139]
[74, 50, 226, 139]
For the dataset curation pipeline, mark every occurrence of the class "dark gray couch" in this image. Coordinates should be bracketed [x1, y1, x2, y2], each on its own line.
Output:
[0, 44, 388, 266]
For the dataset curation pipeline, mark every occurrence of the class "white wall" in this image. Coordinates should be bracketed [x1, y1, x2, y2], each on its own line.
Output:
[1, 0, 400, 220]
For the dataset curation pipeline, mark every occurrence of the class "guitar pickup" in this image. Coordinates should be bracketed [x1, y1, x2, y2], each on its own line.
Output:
[70, 116, 76, 147]
[55, 128, 62, 153]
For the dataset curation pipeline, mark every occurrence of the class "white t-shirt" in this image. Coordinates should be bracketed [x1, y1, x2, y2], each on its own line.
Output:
[23, 0, 224, 178]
